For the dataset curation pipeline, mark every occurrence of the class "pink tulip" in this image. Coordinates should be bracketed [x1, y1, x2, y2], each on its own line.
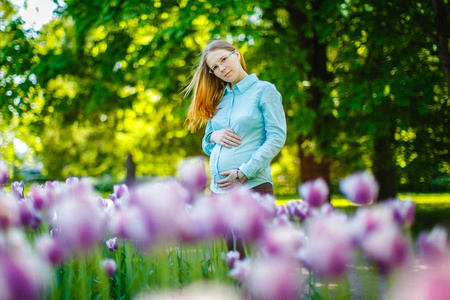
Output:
[35, 235, 67, 265]
[101, 259, 117, 277]
[178, 157, 208, 194]
[109, 184, 129, 202]
[106, 237, 118, 252]
[350, 205, 397, 245]
[258, 225, 307, 259]
[299, 177, 329, 208]
[229, 258, 252, 283]
[389, 198, 415, 227]
[299, 214, 354, 278]
[226, 250, 240, 269]
[0, 160, 8, 185]
[418, 226, 448, 263]
[11, 181, 25, 199]
[361, 225, 409, 273]
[50, 182, 107, 254]
[0, 193, 19, 230]
[247, 257, 301, 300]
[339, 171, 379, 204]
[390, 258, 450, 300]
[286, 200, 310, 220]
[221, 189, 271, 242]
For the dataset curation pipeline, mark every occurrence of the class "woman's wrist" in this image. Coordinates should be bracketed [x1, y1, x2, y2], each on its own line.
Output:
[237, 169, 246, 182]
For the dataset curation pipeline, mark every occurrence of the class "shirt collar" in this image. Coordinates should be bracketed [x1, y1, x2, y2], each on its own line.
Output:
[223, 73, 258, 96]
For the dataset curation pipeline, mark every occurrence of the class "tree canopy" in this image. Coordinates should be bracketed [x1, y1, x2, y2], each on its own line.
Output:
[1, 0, 448, 194]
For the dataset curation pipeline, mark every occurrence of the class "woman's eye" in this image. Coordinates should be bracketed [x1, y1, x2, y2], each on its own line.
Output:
[222, 57, 227, 62]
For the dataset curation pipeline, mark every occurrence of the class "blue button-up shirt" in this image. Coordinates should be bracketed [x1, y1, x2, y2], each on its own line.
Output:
[202, 74, 287, 193]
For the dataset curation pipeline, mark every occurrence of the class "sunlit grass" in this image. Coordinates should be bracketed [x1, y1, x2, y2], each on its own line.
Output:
[275, 193, 450, 207]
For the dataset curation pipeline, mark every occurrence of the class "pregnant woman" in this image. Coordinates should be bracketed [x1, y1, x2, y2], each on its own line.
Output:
[186, 40, 286, 196]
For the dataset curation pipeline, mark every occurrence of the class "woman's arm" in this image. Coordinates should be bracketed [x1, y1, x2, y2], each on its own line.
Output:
[202, 120, 215, 156]
[238, 84, 287, 180]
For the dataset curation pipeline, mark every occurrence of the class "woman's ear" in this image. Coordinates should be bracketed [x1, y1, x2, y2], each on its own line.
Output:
[235, 50, 241, 60]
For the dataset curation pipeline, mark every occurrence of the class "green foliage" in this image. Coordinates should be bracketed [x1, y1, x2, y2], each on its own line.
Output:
[0, 0, 448, 191]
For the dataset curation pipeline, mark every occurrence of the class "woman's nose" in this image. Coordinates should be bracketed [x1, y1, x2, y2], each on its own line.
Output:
[219, 64, 226, 72]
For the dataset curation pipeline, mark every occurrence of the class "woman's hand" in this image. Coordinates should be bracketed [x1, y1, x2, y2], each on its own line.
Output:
[217, 169, 247, 190]
[210, 129, 242, 149]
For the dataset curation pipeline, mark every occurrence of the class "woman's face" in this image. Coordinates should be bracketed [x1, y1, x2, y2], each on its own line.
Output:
[206, 49, 243, 86]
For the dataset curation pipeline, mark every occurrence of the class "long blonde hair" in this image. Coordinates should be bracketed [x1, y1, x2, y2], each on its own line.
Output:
[185, 40, 248, 132]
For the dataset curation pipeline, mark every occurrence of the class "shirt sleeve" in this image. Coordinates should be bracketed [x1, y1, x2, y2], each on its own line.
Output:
[202, 120, 215, 156]
[238, 84, 287, 180]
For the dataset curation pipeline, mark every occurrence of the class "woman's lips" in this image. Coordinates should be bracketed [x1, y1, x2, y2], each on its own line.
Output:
[225, 71, 231, 77]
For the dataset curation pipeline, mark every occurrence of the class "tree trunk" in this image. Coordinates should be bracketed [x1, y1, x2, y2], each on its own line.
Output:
[432, 0, 450, 92]
[286, 0, 332, 190]
[126, 152, 136, 187]
[372, 124, 397, 201]
[298, 136, 331, 184]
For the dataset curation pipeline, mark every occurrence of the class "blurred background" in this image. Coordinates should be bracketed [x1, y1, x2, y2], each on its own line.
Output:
[0, 0, 448, 197]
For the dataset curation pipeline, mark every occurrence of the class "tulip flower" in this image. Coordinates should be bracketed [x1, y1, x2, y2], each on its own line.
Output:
[247, 257, 301, 300]
[0, 160, 8, 185]
[340, 171, 379, 204]
[390, 258, 450, 300]
[101, 259, 117, 277]
[299, 213, 354, 278]
[299, 177, 329, 208]
[418, 226, 448, 263]
[226, 250, 240, 269]
[109, 184, 129, 202]
[229, 258, 252, 283]
[0, 193, 19, 230]
[258, 225, 307, 259]
[106, 237, 118, 252]
[350, 205, 397, 245]
[178, 157, 208, 194]
[11, 181, 25, 199]
[35, 235, 66, 265]
[286, 200, 310, 220]
[51, 182, 107, 254]
[361, 225, 409, 273]
[389, 198, 416, 227]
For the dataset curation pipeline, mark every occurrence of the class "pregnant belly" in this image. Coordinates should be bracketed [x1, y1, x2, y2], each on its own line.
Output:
[217, 145, 258, 172]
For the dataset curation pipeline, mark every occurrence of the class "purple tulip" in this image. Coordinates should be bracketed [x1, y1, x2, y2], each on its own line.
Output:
[101, 259, 117, 277]
[299, 214, 354, 278]
[247, 257, 301, 300]
[0, 160, 8, 185]
[0, 241, 51, 300]
[340, 171, 379, 204]
[65, 177, 79, 184]
[222, 188, 271, 242]
[390, 258, 450, 300]
[350, 205, 397, 245]
[18, 200, 42, 230]
[11, 181, 25, 199]
[109, 184, 129, 202]
[50, 182, 107, 254]
[361, 225, 409, 274]
[389, 198, 416, 227]
[258, 225, 307, 259]
[106, 237, 118, 252]
[276, 204, 288, 216]
[286, 200, 310, 220]
[229, 258, 252, 283]
[299, 177, 329, 208]
[178, 157, 208, 193]
[109, 206, 152, 248]
[0, 193, 19, 230]
[418, 226, 448, 263]
[226, 250, 241, 269]
[35, 236, 67, 265]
